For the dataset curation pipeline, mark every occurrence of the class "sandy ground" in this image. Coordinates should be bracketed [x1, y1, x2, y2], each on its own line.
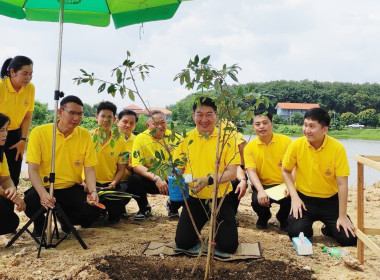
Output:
[0, 174, 379, 280]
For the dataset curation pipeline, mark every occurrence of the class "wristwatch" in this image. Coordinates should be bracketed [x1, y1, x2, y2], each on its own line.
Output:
[20, 137, 27, 142]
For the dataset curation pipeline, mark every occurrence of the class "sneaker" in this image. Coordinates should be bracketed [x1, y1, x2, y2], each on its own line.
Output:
[321, 225, 333, 237]
[256, 220, 268, 229]
[121, 209, 130, 220]
[256, 213, 271, 229]
[166, 200, 179, 219]
[134, 206, 152, 221]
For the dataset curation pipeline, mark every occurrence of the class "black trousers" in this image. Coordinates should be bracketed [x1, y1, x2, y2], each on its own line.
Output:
[251, 184, 291, 224]
[0, 196, 19, 235]
[230, 179, 240, 214]
[24, 184, 101, 232]
[4, 129, 22, 187]
[97, 182, 128, 219]
[175, 193, 239, 254]
[287, 192, 357, 246]
[127, 173, 182, 211]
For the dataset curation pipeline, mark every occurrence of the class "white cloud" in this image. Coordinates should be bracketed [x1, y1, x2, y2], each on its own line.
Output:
[1, 0, 380, 109]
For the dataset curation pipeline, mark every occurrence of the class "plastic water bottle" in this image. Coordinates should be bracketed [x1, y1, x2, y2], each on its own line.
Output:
[322, 246, 348, 259]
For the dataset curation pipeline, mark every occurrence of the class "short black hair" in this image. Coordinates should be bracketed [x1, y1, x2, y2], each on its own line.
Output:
[60, 95, 83, 107]
[1, 56, 33, 78]
[97, 101, 117, 116]
[304, 107, 330, 127]
[118, 109, 138, 123]
[253, 109, 273, 122]
[192, 96, 217, 112]
[0, 113, 10, 163]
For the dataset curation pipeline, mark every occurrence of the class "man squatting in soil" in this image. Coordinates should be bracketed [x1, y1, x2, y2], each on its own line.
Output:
[24, 95, 100, 236]
[282, 107, 357, 246]
[244, 110, 292, 231]
[174, 97, 245, 253]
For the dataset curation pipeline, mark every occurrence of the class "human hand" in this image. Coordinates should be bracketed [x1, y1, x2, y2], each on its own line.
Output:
[155, 178, 168, 195]
[40, 191, 56, 209]
[5, 186, 17, 201]
[9, 140, 26, 161]
[257, 190, 270, 207]
[290, 195, 306, 219]
[235, 180, 247, 200]
[192, 177, 209, 194]
[337, 215, 356, 238]
[88, 190, 99, 203]
[13, 197, 26, 212]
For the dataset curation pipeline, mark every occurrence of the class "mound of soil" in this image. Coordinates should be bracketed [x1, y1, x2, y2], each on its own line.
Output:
[95, 255, 314, 280]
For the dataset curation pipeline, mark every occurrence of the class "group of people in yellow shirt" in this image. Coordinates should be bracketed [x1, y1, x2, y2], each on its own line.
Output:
[0, 55, 356, 253]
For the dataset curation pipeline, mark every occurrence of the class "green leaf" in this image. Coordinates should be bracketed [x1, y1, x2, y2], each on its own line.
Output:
[201, 55, 211, 65]
[110, 138, 115, 149]
[98, 83, 106, 93]
[116, 69, 122, 84]
[188, 139, 193, 145]
[194, 55, 199, 65]
[127, 50, 131, 57]
[155, 151, 161, 160]
[128, 90, 135, 101]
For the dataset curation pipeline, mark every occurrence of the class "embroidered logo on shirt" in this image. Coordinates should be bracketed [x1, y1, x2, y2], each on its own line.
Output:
[278, 160, 282, 167]
[325, 169, 332, 176]
[75, 159, 81, 167]
[110, 152, 114, 156]
[24, 99, 29, 106]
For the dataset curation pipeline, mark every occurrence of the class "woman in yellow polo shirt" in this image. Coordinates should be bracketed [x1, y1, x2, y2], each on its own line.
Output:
[0, 56, 34, 187]
[0, 113, 26, 235]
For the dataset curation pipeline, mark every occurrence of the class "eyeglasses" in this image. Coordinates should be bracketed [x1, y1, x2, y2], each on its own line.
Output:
[194, 112, 216, 119]
[61, 108, 84, 117]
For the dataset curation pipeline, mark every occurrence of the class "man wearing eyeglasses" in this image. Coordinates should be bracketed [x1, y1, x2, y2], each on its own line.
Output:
[24, 95, 100, 236]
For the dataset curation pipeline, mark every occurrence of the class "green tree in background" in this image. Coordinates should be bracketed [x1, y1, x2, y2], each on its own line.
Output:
[340, 112, 357, 126]
[290, 113, 304, 125]
[83, 103, 97, 117]
[32, 101, 53, 128]
[358, 109, 378, 127]
[272, 114, 288, 124]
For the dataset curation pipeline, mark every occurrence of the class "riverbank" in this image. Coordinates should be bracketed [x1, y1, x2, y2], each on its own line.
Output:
[0, 174, 379, 279]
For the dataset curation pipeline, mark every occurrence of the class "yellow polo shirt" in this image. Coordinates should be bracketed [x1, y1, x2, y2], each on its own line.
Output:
[220, 120, 246, 146]
[132, 129, 181, 172]
[0, 77, 35, 130]
[0, 154, 10, 176]
[245, 133, 292, 185]
[26, 123, 97, 189]
[175, 127, 241, 199]
[121, 133, 135, 181]
[92, 129, 128, 184]
[282, 135, 349, 198]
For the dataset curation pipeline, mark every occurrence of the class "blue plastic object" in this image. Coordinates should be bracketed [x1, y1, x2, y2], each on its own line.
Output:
[168, 169, 189, 201]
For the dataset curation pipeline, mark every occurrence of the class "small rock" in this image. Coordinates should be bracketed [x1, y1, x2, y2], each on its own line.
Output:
[303, 265, 312, 271]
[99, 259, 109, 266]
[77, 270, 90, 279]
[311, 274, 318, 279]
[33, 270, 42, 275]
[10, 259, 20, 266]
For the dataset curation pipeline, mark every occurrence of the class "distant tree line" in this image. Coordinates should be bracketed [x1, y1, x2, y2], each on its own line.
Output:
[31, 101, 147, 133]
[167, 80, 380, 128]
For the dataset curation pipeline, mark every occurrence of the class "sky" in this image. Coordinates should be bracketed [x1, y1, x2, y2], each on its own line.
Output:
[1, 0, 380, 110]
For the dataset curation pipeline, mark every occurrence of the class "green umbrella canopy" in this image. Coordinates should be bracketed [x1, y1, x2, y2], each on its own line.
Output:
[0, 0, 182, 28]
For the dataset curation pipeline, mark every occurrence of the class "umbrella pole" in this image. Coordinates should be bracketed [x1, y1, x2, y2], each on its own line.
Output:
[46, 0, 65, 245]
